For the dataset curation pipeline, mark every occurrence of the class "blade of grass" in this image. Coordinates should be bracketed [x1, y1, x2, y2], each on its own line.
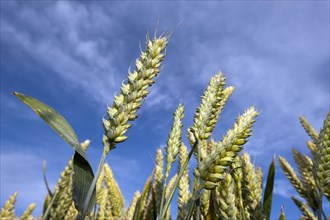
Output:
[262, 156, 275, 220]
[13, 92, 87, 160]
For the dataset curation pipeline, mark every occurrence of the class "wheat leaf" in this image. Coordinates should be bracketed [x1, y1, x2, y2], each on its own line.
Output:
[13, 92, 87, 160]
[262, 156, 275, 220]
[72, 152, 95, 217]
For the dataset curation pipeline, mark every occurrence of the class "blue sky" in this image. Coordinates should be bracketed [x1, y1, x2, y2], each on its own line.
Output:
[1, 1, 329, 219]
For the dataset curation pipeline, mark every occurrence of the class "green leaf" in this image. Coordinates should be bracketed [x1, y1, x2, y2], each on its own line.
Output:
[262, 156, 275, 220]
[72, 152, 96, 216]
[13, 92, 87, 160]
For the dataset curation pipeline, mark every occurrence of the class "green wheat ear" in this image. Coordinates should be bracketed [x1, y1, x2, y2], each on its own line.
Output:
[153, 148, 164, 214]
[19, 203, 36, 220]
[315, 111, 330, 194]
[218, 173, 237, 219]
[0, 192, 18, 219]
[103, 35, 168, 151]
[165, 103, 184, 178]
[177, 144, 191, 220]
[197, 107, 258, 190]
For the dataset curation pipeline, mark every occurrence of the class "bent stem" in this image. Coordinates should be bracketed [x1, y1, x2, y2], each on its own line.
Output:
[43, 192, 57, 220]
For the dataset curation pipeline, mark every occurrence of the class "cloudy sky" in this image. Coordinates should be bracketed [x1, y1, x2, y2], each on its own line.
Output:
[1, 1, 329, 219]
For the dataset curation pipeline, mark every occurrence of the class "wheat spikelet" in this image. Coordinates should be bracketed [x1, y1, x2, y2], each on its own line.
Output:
[242, 153, 260, 219]
[19, 203, 36, 220]
[153, 148, 164, 214]
[177, 144, 191, 220]
[0, 192, 17, 219]
[165, 103, 184, 178]
[292, 196, 317, 220]
[300, 116, 319, 144]
[315, 111, 330, 194]
[103, 163, 125, 218]
[196, 107, 258, 190]
[189, 72, 226, 144]
[218, 174, 237, 219]
[279, 156, 306, 199]
[121, 191, 141, 220]
[103, 35, 168, 150]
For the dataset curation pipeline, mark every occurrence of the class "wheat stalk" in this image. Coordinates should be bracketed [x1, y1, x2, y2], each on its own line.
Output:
[121, 191, 141, 220]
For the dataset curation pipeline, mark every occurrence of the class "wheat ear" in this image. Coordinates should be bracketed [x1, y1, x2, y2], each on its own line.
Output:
[231, 155, 244, 218]
[279, 156, 306, 198]
[153, 148, 164, 214]
[0, 192, 17, 219]
[300, 116, 319, 144]
[291, 196, 317, 220]
[64, 202, 78, 220]
[121, 191, 141, 220]
[19, 203, 36, 220]
[218, 174, 237, 219]
[241, 153, 260, 219]
[177, 144, 191, 220]
[165, 103, 184, 178]
[315, 111, 330, 194]
[103, 35, 168, 150]
[196, 107, 258, 190]
[188, 73, 228, 148]
[292, 149, 319, 212]
[103, 163, 125, 217]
